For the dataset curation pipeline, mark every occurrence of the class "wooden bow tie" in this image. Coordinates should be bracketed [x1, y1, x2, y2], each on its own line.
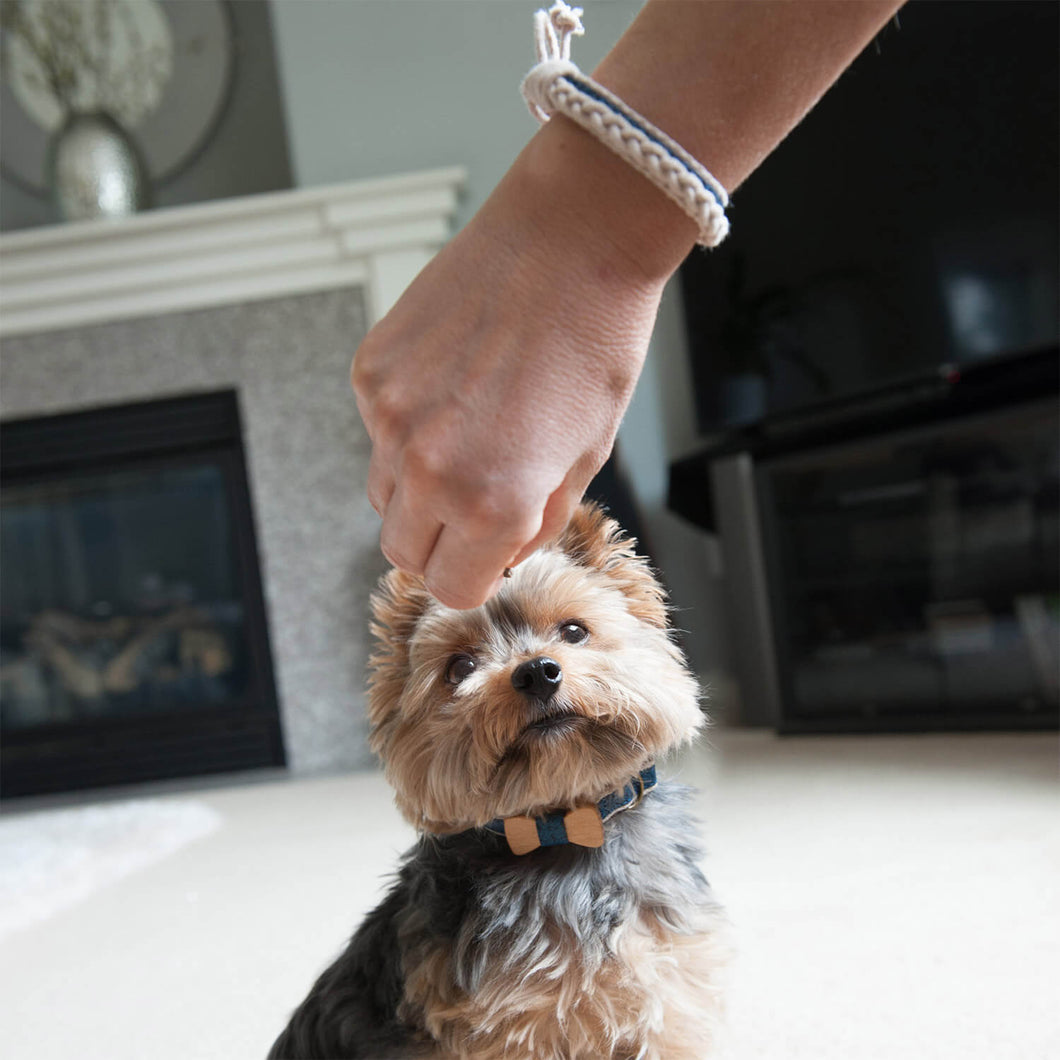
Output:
[502, 805, 605, 856]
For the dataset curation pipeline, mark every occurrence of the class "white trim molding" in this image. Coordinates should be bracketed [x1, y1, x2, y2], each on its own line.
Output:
[0, 167, 465, 336]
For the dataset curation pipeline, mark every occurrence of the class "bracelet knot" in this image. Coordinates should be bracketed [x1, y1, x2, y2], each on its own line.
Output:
[522, 58, 579, 123]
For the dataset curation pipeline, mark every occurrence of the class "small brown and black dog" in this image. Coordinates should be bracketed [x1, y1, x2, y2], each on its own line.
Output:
[269, 502, 729, 1059]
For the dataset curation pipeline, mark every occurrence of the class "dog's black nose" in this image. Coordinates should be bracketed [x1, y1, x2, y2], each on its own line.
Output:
[511, 656, 562, 700]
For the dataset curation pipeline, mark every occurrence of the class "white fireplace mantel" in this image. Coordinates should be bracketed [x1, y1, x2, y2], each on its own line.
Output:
[0, 167, 465, 337]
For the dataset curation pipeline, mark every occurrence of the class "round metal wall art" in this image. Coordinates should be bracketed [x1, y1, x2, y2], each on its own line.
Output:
[0, 0, 236, 200]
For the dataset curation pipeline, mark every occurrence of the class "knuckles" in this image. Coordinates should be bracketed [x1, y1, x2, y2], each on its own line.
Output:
[366, 385, 411, 442]
[401, 435, 454, 484]
[459, 491, 542, 545]
[349, 340, 383, 399]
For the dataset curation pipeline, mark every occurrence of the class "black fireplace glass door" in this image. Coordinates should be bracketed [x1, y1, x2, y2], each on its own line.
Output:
[1, 460, 252, 731]
[1, 391, 283, 798]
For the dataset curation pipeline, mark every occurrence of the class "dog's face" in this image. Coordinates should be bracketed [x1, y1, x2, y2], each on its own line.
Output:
[367, 503, 703, 833]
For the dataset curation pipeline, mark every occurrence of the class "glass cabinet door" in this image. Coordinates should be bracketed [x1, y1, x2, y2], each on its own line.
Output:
[764, 399, 1059, 729]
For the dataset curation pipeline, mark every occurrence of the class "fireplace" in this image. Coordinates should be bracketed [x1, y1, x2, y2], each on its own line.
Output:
[0, 167, 464, 783]
[0, 391, 284, 798]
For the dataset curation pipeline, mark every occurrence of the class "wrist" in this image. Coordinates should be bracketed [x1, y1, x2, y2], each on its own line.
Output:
[507, 112, 700, 290]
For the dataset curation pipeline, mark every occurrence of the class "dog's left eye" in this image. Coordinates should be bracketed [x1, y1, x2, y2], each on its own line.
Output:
[445, 654, 477, 685]
[558, 621, 589, 645]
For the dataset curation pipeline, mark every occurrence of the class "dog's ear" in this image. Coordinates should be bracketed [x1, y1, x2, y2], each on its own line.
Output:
[557, 501, 669, 629]
[366, 568, 432, 754]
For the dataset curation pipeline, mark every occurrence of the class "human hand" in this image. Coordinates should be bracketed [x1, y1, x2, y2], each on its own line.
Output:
[352, 118, 697, 609]
[352, 0, 906, 610]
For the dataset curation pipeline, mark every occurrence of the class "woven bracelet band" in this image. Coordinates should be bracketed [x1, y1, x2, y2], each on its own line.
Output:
[521, 2, 730, 249]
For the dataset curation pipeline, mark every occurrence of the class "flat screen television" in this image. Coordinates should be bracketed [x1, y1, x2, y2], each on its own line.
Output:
[680, 0, 1059, 431]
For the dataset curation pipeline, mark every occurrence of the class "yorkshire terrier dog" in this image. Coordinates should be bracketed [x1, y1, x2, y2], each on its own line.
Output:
[269, 502, 729, 1060]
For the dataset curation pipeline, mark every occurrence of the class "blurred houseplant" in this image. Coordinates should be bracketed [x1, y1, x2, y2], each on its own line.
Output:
[0, 0, 173, 220]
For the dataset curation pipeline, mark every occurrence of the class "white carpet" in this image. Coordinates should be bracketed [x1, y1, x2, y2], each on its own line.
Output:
[0, 798, 221, 942]
[699, 732, 1060, 1060]
[0, 731, 1056, 1060]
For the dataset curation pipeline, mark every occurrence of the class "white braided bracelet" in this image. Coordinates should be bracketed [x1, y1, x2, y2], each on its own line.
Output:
[521, 2, 730, 248]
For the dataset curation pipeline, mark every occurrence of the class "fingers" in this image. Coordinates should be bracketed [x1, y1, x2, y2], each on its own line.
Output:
[507, 479, 583, 568]
[379, 479, 443, 575]
[366, 454, 395, 517]
[423, 509, 542, 610]
[372, 450, 545, 605]
[376, 461, 604, 607]
[507, 452, 604, 567]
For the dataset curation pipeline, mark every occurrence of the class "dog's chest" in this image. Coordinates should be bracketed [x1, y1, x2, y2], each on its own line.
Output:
[404, 856, 723, 1060]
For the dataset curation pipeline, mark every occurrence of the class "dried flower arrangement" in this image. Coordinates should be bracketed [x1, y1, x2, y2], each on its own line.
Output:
[0, 0, 172, 130]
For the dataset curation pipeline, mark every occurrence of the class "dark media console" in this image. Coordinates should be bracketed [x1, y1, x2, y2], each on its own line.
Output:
[669, 348, 1059, 733]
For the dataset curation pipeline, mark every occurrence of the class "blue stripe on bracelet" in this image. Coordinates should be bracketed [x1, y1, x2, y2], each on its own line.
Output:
[564, 73, 725, 209]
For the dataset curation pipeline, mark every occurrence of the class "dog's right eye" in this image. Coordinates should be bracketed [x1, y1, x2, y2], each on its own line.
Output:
[559, 621, 589, 644]
[445, 654, 477, 685]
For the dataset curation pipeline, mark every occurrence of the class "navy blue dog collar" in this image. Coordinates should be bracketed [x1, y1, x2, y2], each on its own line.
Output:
[483, 765, 657, 855]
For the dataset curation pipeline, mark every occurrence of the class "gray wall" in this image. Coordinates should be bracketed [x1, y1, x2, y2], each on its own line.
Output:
[268, 0, 730, 688]
[269, 0, 634, 231]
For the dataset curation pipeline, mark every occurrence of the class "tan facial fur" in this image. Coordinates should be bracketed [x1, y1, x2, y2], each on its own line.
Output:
[367, 504, 704, 833]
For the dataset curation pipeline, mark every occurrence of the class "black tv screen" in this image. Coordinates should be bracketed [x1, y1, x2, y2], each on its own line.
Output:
[680, 0, 1059, 430]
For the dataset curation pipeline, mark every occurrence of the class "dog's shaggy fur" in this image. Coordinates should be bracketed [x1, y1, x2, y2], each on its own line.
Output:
[269, 503, 729, 1060]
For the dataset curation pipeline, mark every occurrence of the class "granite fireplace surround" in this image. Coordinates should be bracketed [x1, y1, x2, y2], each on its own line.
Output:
[0, 169, 464, 776]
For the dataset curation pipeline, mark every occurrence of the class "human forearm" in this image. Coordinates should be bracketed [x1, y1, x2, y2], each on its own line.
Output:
[508, 1, 903, 292]
[595, 0, 905, 193]
[353, 0, 908, 609]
